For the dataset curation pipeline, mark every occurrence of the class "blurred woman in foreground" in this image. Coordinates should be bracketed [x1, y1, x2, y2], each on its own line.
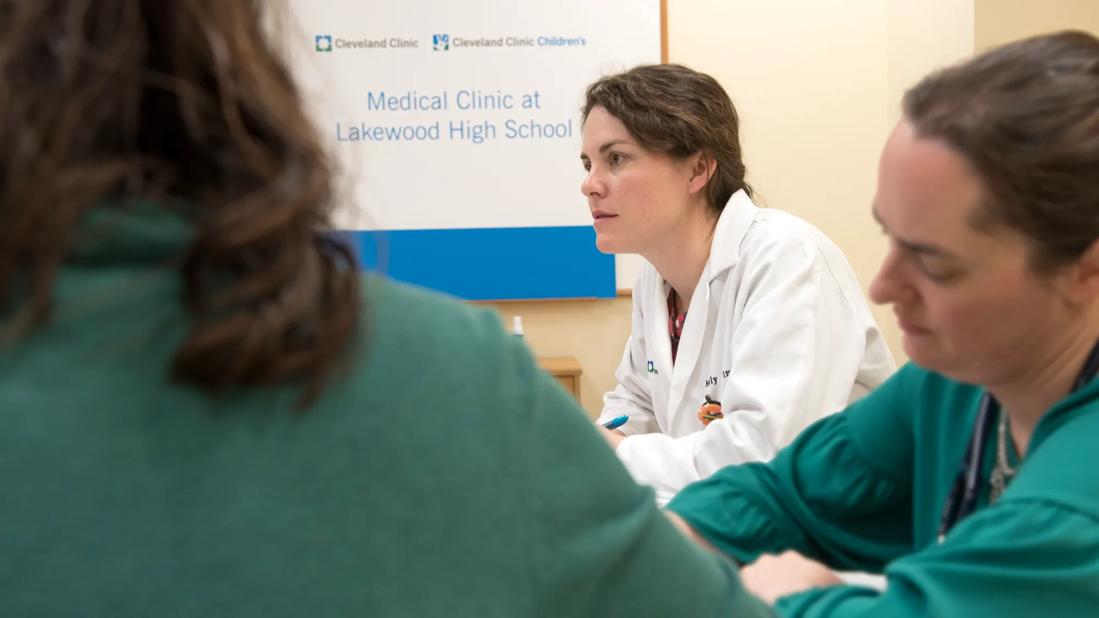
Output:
[0, 2, 768, 616]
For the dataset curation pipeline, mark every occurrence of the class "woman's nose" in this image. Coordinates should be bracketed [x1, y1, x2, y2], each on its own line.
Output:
[581, 169, 604, 198]
[869, 244, 915, 306]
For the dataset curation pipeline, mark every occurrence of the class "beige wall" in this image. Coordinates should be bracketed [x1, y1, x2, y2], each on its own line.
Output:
[483, 297, 633, 418]
[484, 1, 1092, 418]
[976, 0, 1099, 50]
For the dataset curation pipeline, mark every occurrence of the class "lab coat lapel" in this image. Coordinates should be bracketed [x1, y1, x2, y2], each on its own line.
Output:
[665, 266, 711, 432]
[662, 191, 756, 432]
[648, 278, 675, 423]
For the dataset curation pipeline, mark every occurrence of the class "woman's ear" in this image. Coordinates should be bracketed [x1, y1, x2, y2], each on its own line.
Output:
[686, 152, 717, 197]
[1062, 237, 1099, 305]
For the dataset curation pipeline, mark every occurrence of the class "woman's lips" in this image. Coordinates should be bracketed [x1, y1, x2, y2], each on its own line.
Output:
[896, 315, 930, 335]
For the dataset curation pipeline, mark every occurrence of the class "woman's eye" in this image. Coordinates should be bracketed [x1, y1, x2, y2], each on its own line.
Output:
[610, 152, 626, 166]
[918, 260, 959, 283]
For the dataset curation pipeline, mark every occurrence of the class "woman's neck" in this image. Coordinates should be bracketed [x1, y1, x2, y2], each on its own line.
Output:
[646, 204, 718, 312]
[992, 319, 1099, 455]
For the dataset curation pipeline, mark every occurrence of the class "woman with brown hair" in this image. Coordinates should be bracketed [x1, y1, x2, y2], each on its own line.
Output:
[582, 64, 895, 504]
[0, 2, 771, 616]
[669, 31, 1099, 615]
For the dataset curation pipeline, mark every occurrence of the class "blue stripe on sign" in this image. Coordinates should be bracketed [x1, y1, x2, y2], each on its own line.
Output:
[348, 226, 615, 300]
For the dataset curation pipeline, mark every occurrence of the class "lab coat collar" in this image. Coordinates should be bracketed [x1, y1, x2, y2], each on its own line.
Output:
[650, 190, 758, 386]
[663, 192, 760, 418]
[704, 189, 758, 283]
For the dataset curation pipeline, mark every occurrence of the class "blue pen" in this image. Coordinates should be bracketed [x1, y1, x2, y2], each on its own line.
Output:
[602, 415, 628, 430]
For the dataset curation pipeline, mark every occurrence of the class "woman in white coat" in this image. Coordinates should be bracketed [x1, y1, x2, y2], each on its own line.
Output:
[581, 64, 896, 504]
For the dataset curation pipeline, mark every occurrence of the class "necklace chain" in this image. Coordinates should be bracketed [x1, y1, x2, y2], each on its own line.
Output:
[989, 414, 1018, 503]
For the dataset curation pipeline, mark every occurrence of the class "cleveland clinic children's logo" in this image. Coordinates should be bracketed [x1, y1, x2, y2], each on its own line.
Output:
[432, 34, 449, 51]
[315, 34, 332, 52]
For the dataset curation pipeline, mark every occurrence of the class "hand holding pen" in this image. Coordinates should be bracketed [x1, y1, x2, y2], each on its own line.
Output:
[602, 414, 628, 430]
[599, 415, 628, 450]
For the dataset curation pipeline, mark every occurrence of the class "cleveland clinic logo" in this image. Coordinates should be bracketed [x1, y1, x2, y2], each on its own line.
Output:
[315, 34, 332, 52]
[432, 34, 449, 51]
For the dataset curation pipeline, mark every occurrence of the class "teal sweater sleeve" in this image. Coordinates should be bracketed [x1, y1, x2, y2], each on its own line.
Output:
[667, 365, 921, 572]
[669, 363, 1099, 616]
[774, 500, 1099, 616]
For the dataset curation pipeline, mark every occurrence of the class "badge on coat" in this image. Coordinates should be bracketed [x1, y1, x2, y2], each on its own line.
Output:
[697, 395, 723, 426]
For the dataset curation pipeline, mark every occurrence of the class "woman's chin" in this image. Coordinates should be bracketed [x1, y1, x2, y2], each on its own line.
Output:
[595, 236, 626, 254]
[902, 334, 952, 375]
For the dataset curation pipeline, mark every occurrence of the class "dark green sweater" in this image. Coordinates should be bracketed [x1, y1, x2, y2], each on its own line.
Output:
[0, 205, 770, 617]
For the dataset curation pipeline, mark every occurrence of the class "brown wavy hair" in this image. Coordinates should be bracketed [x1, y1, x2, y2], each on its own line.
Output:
[0, 0, 360, 404]
[582, 64, 753, 214]
[904, 30, 1099, 273]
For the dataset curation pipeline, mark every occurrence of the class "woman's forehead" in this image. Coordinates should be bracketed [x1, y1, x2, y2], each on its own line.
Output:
[873, 122, 1015, 255]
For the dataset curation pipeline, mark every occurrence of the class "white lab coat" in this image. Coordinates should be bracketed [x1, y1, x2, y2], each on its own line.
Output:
[596, 190, 895, 504]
